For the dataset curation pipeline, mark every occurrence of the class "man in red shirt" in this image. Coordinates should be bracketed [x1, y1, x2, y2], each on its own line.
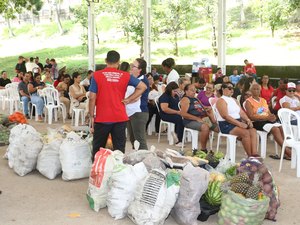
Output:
[89, 50, 146, 158]
[272, 78, 288, 113]
[244, 59, 256, 75]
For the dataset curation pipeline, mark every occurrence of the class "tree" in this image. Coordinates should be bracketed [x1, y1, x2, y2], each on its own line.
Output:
[263, 0, 289, 37]
[70, 4, 88, 50]
[0, 0, 28, 37]
[199, 0, 218, 56]
[48, 0, 64, 35]
[153, 0, 194, 56]
[26, 0, 43, 25]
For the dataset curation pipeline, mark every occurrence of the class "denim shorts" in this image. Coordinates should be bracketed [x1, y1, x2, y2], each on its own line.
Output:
[218, 119, 241, 134]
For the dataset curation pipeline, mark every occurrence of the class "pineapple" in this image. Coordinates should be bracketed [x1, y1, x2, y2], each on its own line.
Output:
[230, 172, 251, 185]
[231, 182, 250, 195]
[245, 173, 262, 200]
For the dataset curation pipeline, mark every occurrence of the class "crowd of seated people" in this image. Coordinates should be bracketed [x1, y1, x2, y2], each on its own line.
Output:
[2, 55, 299, 161]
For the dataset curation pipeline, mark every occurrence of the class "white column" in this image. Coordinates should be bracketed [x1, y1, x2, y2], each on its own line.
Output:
[88, 2, 95, 71]
[217, 0, 226, 74]
[143, 0, 151, 73]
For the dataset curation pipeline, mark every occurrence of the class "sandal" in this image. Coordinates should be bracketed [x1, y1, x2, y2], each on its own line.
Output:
[269, 154, 280, 160]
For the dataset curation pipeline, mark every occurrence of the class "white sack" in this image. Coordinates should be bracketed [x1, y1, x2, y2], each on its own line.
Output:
[59, 138, 92, 181]
[128, 169, 180, 225]
[7, 124, 43, 176]
[171, 163, 209, 225]
[37, 139, 62, 179]
[107, 162, 148, 219]
[86, 148, 123, 212]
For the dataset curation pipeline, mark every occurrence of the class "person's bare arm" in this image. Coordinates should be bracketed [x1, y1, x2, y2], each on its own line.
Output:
[180, 97, 201, 121]
[88, 92, 96, 133]
[282, 102, 300, 111]
[19, 89, 30, 98]
[122, 81, 146, 105]
[216, 98, 247, 128]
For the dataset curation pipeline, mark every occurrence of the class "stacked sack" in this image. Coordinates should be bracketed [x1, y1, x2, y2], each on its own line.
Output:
[7, 124, 43, 176]
[60, 132, 92, 181]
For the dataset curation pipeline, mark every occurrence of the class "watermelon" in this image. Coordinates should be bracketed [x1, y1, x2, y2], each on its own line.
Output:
[204, 181, 223, 206]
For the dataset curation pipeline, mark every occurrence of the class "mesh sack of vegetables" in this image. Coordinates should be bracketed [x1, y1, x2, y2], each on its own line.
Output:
[8, 112, 27, 124]
[0, 125, 10, 146]
[0, 114, 9, 125]
[171, 163, 209, 225]
[237, 158, 280, 221]
[218, 190, 270, 225]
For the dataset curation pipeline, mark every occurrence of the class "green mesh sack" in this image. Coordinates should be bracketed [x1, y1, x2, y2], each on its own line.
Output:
[218, 190, 270, 225]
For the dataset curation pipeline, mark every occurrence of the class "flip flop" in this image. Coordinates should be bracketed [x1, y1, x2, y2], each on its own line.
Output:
[269, 154, 280, 160]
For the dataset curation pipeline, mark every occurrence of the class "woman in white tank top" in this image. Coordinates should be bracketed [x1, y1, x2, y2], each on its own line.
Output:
[215, 83, 259, 158]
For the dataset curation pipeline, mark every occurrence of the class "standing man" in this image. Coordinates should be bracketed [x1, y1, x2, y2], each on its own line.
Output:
[35, 57, 44, 72]
[25, 57, 39, 73]
[89, 50, 146, 159]
[15, 56, 27, 74]
[126, 58, 149, 150]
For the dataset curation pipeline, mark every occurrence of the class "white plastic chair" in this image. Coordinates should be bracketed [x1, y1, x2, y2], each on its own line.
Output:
[3, 83, 21, 114]
[154, 96, 175, 145]
[209, 98, 238, 163]
[42, 87, 66, 124]
[147, 114, 156, 135]
[278, 108, 300, 177]
[72, 108, 85, 127]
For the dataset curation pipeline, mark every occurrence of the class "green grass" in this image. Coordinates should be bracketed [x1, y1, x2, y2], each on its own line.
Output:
[227, 47, 253, 55]
[97, 15, 117, 32]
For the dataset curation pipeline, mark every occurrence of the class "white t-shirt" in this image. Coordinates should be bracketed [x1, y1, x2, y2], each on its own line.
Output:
[80, 78, 90, 87]
[280, 95, 300, 117]
[25, 62, 39, 73]
[166, 69, 180, 84]
[215, 96, 241, 121]
[125, 86, 141, 117]
[148, 89, 160, 100]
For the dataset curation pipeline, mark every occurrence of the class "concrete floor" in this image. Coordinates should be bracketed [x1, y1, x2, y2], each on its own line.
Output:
[0, 119, 299, 225]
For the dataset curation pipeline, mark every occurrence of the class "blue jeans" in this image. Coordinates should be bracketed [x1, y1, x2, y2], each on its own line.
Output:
[21, 96, 30, 115]
[31, 95, 44, 116]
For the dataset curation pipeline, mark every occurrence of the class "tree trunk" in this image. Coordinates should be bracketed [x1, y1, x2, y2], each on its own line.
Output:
[271, 26, 275, 38]
[95, 26, 100, 44]
[185, 23, 188, 39]
[140, 38, 144, 58]
[174, 31, 178, 56]
[6, 18, 15, 37]
[126, 31, 130, 44]
[55, 1, 64, 35]
[240, 0, 246, 26]
[211, 17, 217, 57]
[31, 9, 35, 26]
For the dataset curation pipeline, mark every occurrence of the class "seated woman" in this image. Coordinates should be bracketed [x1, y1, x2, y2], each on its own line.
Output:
[28, 73, 45, 122]
[245, 83, 291, 159]
[69, 72, 89, 118]
[12, 71, 23, 83]
[56, 74, 71, 119]
[197, 82, 214, 108]
[43, 68, 54, 85]
[215, 82, 259, 157]
[279, 82, 300, 125]
[158, 82, 184, 146]
[176, 77, 190, 100]
[180, 84, 218, 152]
[146, 73, 161, 134]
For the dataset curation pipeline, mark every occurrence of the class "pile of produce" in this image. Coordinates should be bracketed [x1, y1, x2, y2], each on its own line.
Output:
[194, 150, 224, 168]
[217, 171, 270, 225]
[237, 158, 280, 221]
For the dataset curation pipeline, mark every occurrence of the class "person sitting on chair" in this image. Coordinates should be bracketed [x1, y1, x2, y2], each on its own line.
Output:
[180, 84, 218, 152]
[28, 73, 45, 122]
[245, 83, 291, 160]
[215, 82, 259, 157]
[158, 82, 184, 146]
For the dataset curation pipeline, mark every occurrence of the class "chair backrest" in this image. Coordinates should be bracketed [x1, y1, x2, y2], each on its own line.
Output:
[271, 96, 277, 109]
[42, 87, 60, 107]
[6, 84, 19, 100]
[154, 96, 161, 113]
[278, 108, 300, 141]
[45, 84, 55, 88]
[236, 95, 241, 106]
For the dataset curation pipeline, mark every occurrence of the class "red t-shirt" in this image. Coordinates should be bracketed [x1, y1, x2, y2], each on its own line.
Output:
[273, 88, 286, 111]
[260, 85, 274, 104]
[244, 63, 256, 74]
[91, 67, 131, 123]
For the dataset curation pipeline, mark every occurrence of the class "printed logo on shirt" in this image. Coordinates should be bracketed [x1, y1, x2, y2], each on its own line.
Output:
[103, 71, 123, 83]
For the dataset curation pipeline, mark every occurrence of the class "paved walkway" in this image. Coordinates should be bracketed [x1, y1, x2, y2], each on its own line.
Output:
[0, 119, 299, 225]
